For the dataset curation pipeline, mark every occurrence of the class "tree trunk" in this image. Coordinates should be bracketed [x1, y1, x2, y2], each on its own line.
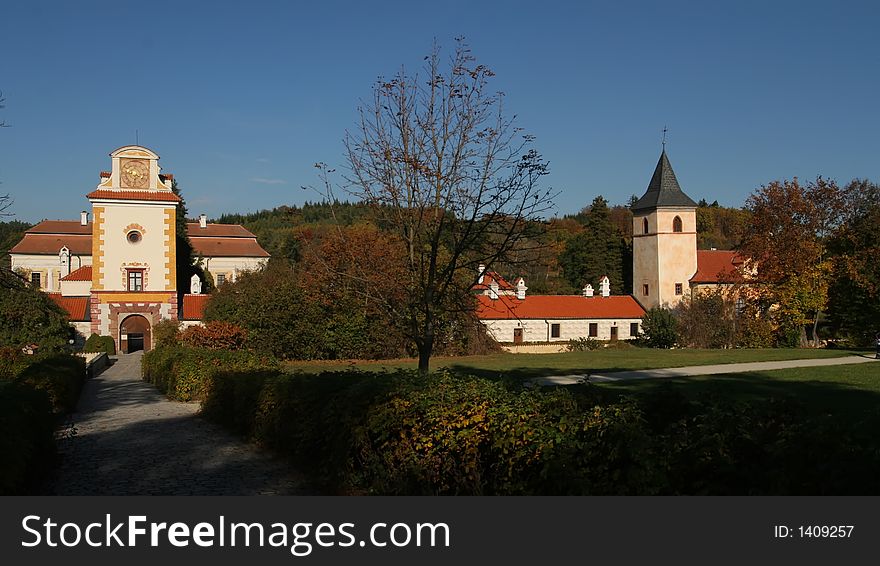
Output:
[417, 338, 433, 376]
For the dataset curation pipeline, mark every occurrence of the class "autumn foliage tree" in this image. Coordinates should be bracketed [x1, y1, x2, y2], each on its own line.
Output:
[826, 179, 880, 344]
[338, 39, 555, 373]
[738, 177, 843, 346]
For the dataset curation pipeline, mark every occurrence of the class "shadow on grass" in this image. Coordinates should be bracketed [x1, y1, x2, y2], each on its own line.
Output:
[597, 371, 880, 422]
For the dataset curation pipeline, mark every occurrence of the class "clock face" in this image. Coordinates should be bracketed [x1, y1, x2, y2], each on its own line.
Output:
[120, 159, 149, 189]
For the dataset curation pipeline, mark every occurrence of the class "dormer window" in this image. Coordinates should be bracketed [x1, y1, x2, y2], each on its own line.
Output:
[127, 230, 143, 244]
[643, 218, 649, 234]
[673, 216, 683, 233]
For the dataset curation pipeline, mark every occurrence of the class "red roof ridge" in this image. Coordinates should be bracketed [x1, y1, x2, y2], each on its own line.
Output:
[87, 189, 181, 202]
[61, 265, 93, 281]
[476, 293, 645, 320]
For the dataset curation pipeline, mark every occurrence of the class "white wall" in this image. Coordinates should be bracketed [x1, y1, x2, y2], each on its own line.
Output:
[204, 257, 267, 284]
[483, 318, 642, 343]
[11, 253, 91, 292]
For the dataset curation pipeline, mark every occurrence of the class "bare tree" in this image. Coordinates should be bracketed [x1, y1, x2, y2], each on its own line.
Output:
[338, 38, 555, 374]
[0, 91, 10, 216]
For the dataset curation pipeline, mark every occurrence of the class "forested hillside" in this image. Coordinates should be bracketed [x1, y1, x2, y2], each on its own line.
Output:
[212, 198, 749, 295]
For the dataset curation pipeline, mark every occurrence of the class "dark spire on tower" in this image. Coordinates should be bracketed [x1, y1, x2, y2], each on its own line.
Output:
[631, 150, 697, 212]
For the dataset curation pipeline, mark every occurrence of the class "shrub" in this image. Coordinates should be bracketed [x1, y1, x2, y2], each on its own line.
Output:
[566, 337, 602, 352]
[0, 346, 30, 380]
[0, 269, 71, 353]
[640, 306, 678, 348]
[675, 292, 735, 348]
[180, 321, 247, 351]
[147, 350, 880, 494]
[0, 381, 56, 495]
[142, 345, 277, 401]
[197, 368, 661, 495]
[84, 334, 116, 355]
[152, 319, 181, 348]
[16, 354, 86, 414]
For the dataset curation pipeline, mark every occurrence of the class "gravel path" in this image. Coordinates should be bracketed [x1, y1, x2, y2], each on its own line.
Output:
[534, 355, 878, 385]
[45, 352, 312, 495]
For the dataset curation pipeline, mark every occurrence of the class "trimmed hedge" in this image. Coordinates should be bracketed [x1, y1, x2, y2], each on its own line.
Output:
[84, 334, 116, 355]
[143, 345, 880, 495]
[0, 351, 86, 494]
[0, 381, 56, 495]
[142, 345, 278, 402]
[17, 354, 87, 414]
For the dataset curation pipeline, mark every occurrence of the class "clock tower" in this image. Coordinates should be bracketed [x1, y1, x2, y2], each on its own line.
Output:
[86, 145, 180, 352]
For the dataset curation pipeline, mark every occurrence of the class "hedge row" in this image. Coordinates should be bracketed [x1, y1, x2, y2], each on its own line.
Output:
[142, 346, 279, 402]
[0, 381, 56, 495]
[0, 350, 87, 494]
[84, 334, 116, 355]
[143, 346, 880, 495]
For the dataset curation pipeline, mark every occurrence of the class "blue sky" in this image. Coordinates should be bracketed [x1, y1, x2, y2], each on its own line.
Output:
[1, 0, 878, 223]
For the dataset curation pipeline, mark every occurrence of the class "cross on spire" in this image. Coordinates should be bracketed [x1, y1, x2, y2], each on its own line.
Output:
[661, 126, 668, 150]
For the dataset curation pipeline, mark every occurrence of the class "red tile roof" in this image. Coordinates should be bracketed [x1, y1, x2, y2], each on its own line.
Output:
[190, 238, 269, 258]
[690, 250, 745, 284]
[9, 234, 92, 255]
[476, 294, 646, 320]
[186, 223, 256, 238]
[182, 294, 209, 320]
[61, 265, 92, 281]
[86, 189, 181, 202]
[472, 271, 514, 291]
[26, 220, 92, 235]
[10, 220, 268, 258]
[48, 294, 89, 321]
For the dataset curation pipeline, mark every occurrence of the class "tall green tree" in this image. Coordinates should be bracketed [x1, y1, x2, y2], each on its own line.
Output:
[827, 179, 880, 344]
[171, 179, 210, 295]
[558, 196, 627, 293]
[0, 269, 70, 352]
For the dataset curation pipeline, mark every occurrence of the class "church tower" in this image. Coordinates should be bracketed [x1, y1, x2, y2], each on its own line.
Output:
[87, 146, 180, 352]
[631, 150, 697, 309]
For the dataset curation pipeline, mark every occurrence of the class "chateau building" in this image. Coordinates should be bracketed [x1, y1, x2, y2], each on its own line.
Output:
[9, 146, 269, 352]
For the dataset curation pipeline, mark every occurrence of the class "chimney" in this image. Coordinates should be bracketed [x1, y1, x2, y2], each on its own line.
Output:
[81, 211, 89, 226]
[515, 277, 527, 300]
[199, 214, 207, 229]
[583, 284, 594, 298]
[599, 276, 610, 298]
[489, 281, 499, 300]
[477, 263, 486, 285]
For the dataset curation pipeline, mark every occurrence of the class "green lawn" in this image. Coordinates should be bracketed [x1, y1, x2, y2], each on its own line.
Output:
[599, 360, 880, 420]
[284, 347, 860, 380]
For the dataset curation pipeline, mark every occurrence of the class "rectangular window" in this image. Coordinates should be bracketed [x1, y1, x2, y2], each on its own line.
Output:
[675, 283, 683, 295]
[30, 272, 41, 288]
[589, 323, 598, 338]
[216, 273, 226, 286]
[551, 323, 561, 338]
[127, 269, 144, 292]
[630, 322, 639, 337]
[642, 284, 649, 296]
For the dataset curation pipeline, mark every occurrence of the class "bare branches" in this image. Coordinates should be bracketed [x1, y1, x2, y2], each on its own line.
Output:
[337, 38, 555, 372]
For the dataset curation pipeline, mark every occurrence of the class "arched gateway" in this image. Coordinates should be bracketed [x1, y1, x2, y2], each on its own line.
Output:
[120, 314, 152, 353]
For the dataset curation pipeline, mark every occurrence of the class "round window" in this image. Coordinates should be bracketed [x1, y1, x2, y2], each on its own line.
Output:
[127, 231, 142, 244]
